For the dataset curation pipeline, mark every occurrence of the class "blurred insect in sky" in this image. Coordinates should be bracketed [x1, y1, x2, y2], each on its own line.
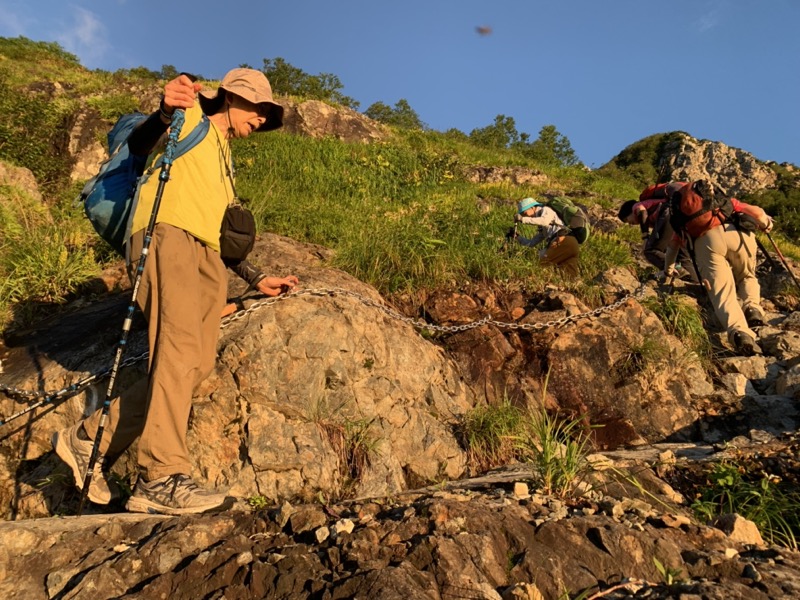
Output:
[476, 25, 492, 36]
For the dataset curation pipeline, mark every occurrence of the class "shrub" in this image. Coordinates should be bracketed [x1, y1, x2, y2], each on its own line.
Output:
[692, 461, 800, 550]
[0, 182, 98, 329]
[318, 418, 379, 498]
[643, 295, 711, 362]
[364, 99, 425, 130]
[86, 93, 141, 121]
[457, 400, 526, 473]
[262, 57, 359, 109]
[457, 388, 596, 499]
[0, 69, 75, 192]
[517, 408, 595, 498]
[0, 36, 79, 65]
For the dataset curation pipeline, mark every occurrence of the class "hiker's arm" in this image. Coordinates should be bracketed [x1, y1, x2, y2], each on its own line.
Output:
[516, 214, 550, 227]
[220, 259, 298, 316]
[127, 113, 168, 156]
[731, 199, 773, 231]
[128, 74, 202, 156]
[220, 274, 298, 316]
[255, 275, 299, 297]
[663, 241, 680, 278]
[224, 258, 267, 289]
[223, 258, 300, 295]
[635, 206, 649, 236]
[515, 229, 546, 247]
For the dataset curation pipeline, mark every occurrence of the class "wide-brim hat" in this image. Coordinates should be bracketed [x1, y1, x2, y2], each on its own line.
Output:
[517, 197, 541, 213]
[199, 68, 284, 132]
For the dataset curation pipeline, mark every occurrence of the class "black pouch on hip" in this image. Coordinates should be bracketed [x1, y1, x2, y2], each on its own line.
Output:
[220, 203, 256, 261]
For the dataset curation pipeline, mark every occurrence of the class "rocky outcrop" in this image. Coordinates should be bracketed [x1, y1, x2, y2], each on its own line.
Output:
[418, 275, 711, 449]
[463, 166, 548, 187]
[0, 161, 42, 203]
[5, 228, 800, 519]
[660, 133, 778, 195]
[280, 99, 390, 143]
[0, 234, 473, 520]
[67, 109, 115, 182]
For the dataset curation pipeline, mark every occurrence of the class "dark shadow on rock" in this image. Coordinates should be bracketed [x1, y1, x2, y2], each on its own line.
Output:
[0, 292, 148, 410]
[662, 393, 800, 445]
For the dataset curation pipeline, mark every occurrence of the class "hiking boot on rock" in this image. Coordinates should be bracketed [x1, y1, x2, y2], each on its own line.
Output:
[126, 474, 233, 515]
[744, 305, 766, 327]
[732, 330, 762, 357]
[51, 424, 117, 505]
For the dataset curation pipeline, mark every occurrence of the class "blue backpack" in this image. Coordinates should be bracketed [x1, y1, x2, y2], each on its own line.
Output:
[81, 112, 210, 255]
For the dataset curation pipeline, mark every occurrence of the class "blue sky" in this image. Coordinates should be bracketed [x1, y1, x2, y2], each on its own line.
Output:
[1, 0, 798, 168]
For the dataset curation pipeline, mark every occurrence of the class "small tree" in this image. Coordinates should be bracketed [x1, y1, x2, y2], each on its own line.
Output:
[159, 64, 179, 80]
[261, 57, 359, 109]
[364, 99, 425, 129]
[469, 114, 522, 149]
[527, 124, 580, 167]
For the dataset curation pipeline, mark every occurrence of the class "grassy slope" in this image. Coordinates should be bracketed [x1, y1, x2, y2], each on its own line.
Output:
[8, 36, 797, 334]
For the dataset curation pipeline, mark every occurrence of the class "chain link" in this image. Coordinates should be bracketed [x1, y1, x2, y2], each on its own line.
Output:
[1, 283, 646, 406]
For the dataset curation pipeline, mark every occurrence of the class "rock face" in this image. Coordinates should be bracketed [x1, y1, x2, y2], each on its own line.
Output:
[68, 109, 114, 182]
[659, 133, 777, 196]
[463, 165, 548, 187]
[0, 161, 42, 202]
[2, 464, 799, 600]
[273, 99, 389, 144]
[0, 234, 473, 520]
[546, 300, 709, 448]
[421, 282, 711, 449]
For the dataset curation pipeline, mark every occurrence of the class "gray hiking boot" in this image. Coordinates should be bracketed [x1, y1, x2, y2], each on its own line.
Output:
[744, 305, 766, 327]
[126, 474, 233, 515]
[51, 423, 116, 505]
[732, 330, 762, 357]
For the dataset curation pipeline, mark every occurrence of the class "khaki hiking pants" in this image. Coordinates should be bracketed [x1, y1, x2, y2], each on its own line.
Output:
[541, 235, 580, 279]
[693, 223, 760, 343]
[83, 224, 227, 480]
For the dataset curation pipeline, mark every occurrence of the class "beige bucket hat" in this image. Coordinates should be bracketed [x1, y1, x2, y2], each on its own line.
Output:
[199, 68, 284, 132]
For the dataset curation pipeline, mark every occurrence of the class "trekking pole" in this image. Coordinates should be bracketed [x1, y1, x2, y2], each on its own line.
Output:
[77, 109, 186, 515]
[498, 222, 518, 253]
[754, 236, 778, 270]
[765, 231, 800, 294]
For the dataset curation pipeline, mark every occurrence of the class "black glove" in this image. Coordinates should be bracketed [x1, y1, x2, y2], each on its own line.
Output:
[505, 226, 517, 240]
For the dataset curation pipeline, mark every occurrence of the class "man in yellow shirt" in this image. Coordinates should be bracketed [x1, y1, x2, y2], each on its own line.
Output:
[52, 69, 298, 515]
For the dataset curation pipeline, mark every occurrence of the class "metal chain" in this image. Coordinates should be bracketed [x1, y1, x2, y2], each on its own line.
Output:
[0, 283, 646, 405]
[0, 352, 147, 403]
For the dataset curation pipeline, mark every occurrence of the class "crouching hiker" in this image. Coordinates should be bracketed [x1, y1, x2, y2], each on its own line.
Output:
[51, 69, 298, 515]
[617, 181, 698, 282]
[664, 180, 773, 356]
[509, 197, 584, 278]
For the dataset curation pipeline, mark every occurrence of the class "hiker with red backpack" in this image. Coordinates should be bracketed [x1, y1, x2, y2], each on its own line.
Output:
[510, 197, 587, 278]
[663, 180, 773, 356]
[51, 69, 298, 515]
[617, 182, 698, 281]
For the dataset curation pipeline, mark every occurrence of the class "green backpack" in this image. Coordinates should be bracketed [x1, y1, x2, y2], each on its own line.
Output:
[546, 196, 591, 244]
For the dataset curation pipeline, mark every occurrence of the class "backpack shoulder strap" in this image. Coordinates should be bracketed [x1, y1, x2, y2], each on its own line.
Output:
[149, 114, 211, 171]
[123, 115, 212, 260]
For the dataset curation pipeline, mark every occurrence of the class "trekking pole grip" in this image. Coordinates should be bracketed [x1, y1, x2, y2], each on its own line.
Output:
[144, 109, 185, 236]
[159, 109, 186, 181]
